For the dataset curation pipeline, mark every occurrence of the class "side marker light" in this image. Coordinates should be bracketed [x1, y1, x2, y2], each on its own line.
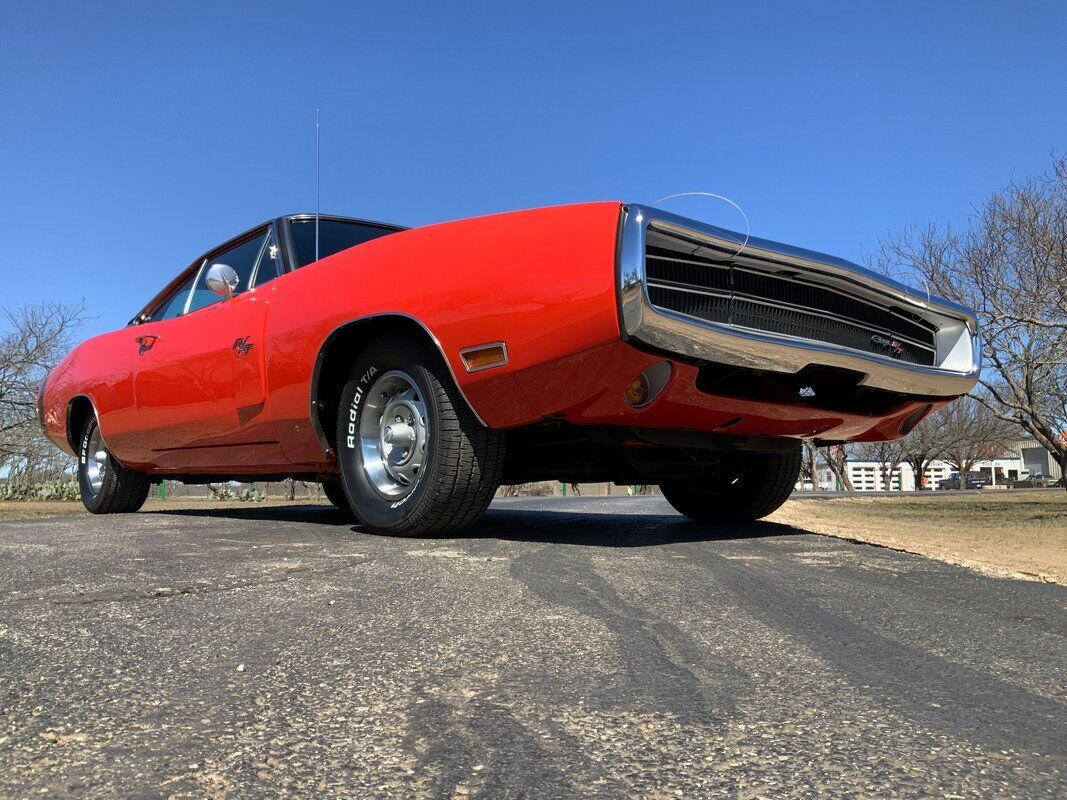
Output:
[460, 342, 509, 372]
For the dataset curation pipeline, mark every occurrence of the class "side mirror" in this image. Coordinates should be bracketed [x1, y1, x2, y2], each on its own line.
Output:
[205, 263, 239, 299]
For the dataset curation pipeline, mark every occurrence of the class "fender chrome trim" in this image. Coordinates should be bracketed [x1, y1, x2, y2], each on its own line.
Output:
[65, 394, 131, 468]
[309, 312, 489, 458]
[618, 204, 981, 398]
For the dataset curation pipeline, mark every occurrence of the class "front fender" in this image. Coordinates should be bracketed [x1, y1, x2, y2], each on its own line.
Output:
[264, 201, 625, 465]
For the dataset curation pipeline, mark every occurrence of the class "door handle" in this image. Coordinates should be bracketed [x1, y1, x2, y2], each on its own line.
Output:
[135, 334, 161, 355]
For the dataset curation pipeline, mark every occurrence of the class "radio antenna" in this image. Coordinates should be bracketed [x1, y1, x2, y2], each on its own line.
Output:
[315, 108, 320, 262]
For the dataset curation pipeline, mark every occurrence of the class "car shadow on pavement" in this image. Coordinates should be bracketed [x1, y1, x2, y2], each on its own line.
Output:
[148, 503, 809, 546]
[472, 508, 807, 547]
[148, 504, 353, 524]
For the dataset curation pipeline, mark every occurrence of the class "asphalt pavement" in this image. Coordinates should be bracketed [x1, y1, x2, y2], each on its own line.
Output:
[1, 497, 1064, 798]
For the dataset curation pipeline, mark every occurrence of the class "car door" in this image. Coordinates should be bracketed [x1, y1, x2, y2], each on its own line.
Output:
[227, 225, 287, 452]
[119, 261, 207, 464]
[131, 228, 272, 469]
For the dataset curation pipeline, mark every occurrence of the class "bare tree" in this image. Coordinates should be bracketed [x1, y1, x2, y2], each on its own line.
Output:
[896, 408, 956, 490]
[0, 302, 86, 482]
[938, 394, 1016, 479]
[855, 439, 907, 491]
[800, 441, 820, 490]
[875, 156, 1067, 487]
[816, 444, 854, 492]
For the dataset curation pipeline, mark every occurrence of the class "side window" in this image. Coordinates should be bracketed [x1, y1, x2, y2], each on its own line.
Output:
[251, 228, 282, 288]
[289, 219, 396, 267]
[150, 269, 198, 321]
[187, 231, 269, 314]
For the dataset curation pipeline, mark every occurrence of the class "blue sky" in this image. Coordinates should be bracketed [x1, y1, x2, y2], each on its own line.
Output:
[2, 1, 1064, 338]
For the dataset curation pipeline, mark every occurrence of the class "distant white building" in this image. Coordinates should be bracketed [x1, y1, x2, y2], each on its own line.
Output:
[1008, 438, 1063, 481]
[810, 454, 1028, 492]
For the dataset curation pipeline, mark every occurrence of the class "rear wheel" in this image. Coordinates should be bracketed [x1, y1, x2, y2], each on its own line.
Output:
[321, 478, 350, 512]
[336, 334, 505, 536]
[77, 415, 151, 514]
[661, 446, 801, 523]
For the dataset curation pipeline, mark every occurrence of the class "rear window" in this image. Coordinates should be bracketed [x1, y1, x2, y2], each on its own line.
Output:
[289, 219, 397, 267]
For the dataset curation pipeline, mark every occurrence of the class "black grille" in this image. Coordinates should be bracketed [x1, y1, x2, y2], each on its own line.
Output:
[645, 243, 938, 367]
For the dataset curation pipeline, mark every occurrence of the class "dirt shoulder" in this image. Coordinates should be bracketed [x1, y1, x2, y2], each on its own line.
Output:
[771, 490, 1067, 583]
[0, 501, 88, 522]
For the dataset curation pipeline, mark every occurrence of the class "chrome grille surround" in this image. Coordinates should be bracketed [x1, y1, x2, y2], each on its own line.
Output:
[618, 204, 981, 398]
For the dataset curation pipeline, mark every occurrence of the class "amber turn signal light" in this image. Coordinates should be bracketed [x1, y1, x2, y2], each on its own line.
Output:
[623, 361, 672, 408]
[460, 342, 509, 372]
[624, 374, 650, 406]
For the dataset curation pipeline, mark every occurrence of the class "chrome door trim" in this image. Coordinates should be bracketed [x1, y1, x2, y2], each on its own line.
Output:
[182, 259, 208, 316]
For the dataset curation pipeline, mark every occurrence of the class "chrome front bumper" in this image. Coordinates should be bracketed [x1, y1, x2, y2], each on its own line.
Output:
[618, 204, 981, 398]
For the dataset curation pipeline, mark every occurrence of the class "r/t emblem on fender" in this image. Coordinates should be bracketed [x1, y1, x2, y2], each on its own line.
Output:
[232, 336, 255, 358]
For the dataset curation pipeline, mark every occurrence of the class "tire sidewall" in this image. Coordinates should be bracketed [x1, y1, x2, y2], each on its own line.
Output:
[77, 417, 107, 513]
[320, 478, 350, 512]
[337, 343, 441, 530]
[662, 447, 801, 523]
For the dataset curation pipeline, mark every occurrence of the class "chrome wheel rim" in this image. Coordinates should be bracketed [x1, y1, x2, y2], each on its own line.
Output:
[359, 370, 429, 499]
[85, 425, 108, 495]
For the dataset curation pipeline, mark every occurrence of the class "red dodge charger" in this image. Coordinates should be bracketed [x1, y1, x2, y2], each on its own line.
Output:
[38, 202, 980, 534]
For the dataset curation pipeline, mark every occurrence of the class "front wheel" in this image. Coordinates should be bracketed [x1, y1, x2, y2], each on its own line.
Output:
[661, 446, 801, 524]
[335, 334, 505, 536]
[77, 415, 151, 514]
